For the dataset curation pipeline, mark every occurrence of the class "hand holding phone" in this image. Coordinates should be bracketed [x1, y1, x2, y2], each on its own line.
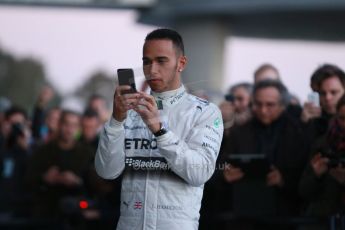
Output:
[117, 68, 137, 94]
[113, 68, 138, 121]
[307, 92, 320, 107]
[301, 92, 321, 122]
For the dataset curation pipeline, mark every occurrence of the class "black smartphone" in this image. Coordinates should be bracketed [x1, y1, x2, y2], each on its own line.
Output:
[117, 68, 137, 94]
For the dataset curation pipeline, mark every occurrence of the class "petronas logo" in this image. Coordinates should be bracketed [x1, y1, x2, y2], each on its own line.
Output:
[214, 117, 221, 129]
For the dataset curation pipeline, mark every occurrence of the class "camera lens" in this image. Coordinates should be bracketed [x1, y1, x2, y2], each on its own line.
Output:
[225, 94, 234, 102]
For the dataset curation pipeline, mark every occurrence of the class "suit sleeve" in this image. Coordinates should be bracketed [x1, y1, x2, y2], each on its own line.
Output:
[157, 104, 224, 187]
[95, 117, 126, 179]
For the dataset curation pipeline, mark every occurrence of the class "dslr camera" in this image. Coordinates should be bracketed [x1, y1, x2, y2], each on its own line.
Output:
[224, 94, 234, 102]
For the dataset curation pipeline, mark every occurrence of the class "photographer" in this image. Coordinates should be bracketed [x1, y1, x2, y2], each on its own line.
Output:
[219, 82, 252, 139]
[0, 122, 31, 217]
[299, 94, 345, 230]
[227, 82, 253, 126]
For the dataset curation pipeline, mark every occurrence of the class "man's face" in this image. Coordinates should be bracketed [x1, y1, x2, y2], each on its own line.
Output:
[8, 113, 26, 125]
[82, 117, 101, 141]
[143, 39, 186, 93]
[319, 76, 345, 114]
[59, 113, 80, 143]
[46, 109, 61, 132]
[232, 87, 251, 113]
[252, 87, 285, 125]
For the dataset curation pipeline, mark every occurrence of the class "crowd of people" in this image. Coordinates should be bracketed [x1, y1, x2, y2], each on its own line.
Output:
[0, 88, 121, 229]
[1, 62, 345, 230]
[201, 63, 345, 230]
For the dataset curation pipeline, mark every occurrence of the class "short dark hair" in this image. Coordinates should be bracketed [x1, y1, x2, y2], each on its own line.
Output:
[229, 82, 253, 95]
[312, 64, 345, 90]
[83, 108, 99, 120]
[59, 110, 80, 124]
[5, 106, 28, 121]
[253, 80, 289, 106]
[145, 28, 185, 55]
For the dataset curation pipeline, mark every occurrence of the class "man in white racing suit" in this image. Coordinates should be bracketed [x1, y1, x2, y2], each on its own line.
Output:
[95, 28, 223, 230]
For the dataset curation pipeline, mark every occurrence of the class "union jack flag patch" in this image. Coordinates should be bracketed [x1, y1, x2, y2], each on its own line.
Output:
[134, 201, 142, 209]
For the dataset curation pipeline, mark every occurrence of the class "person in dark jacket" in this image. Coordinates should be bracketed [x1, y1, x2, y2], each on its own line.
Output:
[220, 80, 308, 229]
[299, 94, 345, 230]
[302, 64, 345, 144]
[32, 86, 61, 147]
[79, 108, 101, 151]
[0, 122, 31, 217]
[79, 108, 122, 229]
[27, 110, 95, 223]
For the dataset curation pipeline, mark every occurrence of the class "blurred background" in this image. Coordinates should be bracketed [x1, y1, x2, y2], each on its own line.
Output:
[1, 0, 345, 109]
[1, 0, 345, 229]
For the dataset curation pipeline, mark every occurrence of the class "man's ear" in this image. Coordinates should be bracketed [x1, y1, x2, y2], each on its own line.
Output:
[177, 56, 187, 72]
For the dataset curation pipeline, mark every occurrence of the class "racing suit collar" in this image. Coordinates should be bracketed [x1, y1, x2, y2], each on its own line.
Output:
[151, 85, 187, 108]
